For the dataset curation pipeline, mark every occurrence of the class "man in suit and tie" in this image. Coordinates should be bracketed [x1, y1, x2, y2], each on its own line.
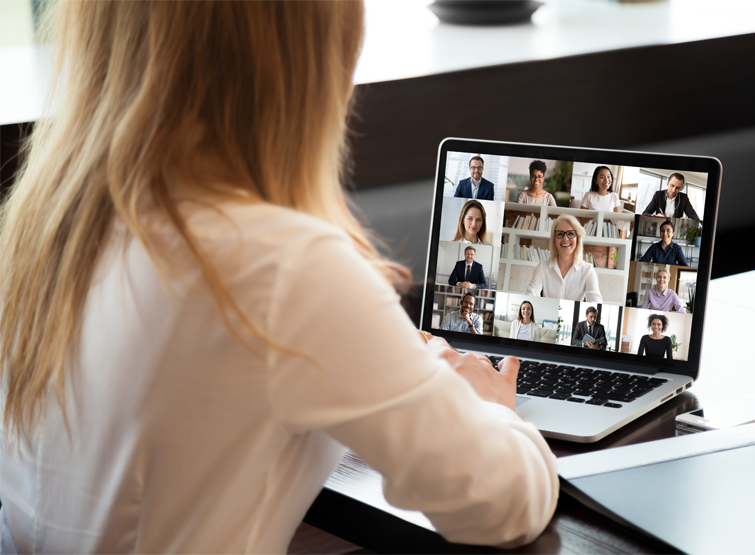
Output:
[572, 306, 608, 350]
[448, 246, 487, 289]
[454, 156, 495, 201]
[642, 172, 701, 220]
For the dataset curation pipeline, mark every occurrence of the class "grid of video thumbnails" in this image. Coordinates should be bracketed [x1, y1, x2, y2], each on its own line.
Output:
[431, 152, 707, 362]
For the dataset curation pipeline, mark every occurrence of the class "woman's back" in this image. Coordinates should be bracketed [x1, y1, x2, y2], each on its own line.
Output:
[1, 205, 358, 552]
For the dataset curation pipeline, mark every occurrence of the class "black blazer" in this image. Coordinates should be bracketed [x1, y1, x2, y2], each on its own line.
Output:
[448, 260, 487, 289]
[572, 321, 608, 349]
[642, 190, 700, 220]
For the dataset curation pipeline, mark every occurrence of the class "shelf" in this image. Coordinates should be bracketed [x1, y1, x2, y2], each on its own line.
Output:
[502, 227, 548, 238]
[594, 267, 626, 275]
[503, 259, 539, 266]
[584, 237, 631, 247]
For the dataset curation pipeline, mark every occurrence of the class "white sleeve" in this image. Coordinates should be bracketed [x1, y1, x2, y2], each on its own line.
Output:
[525, 262, 545, 297]
[613, 193, 621, 208]
[509, 320, 518, 339]
[264, 233, 558, 547]
[583, 265, 603, 302]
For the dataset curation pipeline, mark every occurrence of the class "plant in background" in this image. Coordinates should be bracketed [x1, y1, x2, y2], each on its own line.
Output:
[610, 251, 618, 267]
[670, 334, 681, 353]
[684, 224, 701, 243]
[445, 176, 455, 190]
[544, 161, 573, 194]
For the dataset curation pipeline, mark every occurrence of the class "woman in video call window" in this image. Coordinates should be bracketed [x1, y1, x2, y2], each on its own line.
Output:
[639, 220, 688, 266]
[516, 160, 557, 206]
[452, 199, 492, 245]
[580, 166, 621, 213]
[526, 214, 603, 302]
[510, 300, 541, 341]
[637, 314, 674, 359]
[642, 268, 686, 313]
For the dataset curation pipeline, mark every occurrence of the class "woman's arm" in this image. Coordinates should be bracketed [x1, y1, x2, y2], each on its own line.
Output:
[637, 336, 646, 356]
[267, 233, 558, 548]
[525, 262, 545, 297]
[675, 244, 688, 267]
[509, 320, 518, 339]
[583, 266, 603, 302]
[665, 337, 674, 359]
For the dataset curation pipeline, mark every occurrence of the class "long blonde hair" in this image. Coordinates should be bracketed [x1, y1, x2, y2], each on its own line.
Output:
[0, 1, 410, 439]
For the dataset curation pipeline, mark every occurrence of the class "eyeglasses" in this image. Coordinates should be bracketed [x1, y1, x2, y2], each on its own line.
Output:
[554, 230, 577, 239]
[469, 165, 484, 171]
[530, 175, 544, 181]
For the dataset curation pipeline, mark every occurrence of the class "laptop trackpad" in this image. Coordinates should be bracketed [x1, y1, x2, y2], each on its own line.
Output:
[516, 395, 531, 408]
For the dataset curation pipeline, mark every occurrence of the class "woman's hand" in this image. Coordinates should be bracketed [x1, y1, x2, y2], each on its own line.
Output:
[427, 338, 519, 411]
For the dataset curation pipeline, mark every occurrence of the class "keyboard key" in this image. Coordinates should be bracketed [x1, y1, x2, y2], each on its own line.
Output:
[550, 393, 572, 400]
[567, 397, 586, 403]
[587, 398, 607, 406]
[527, 389, 554, 397]
[604, 403, 623, 408]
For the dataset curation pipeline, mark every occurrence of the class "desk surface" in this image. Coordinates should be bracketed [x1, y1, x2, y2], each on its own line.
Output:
[356, 0, 755, 84]
[305, 269, 755, 553]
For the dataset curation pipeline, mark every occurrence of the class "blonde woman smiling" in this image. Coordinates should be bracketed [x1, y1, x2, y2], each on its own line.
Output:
[0, 2, 557, 552]
[526, 214, 603, 302]
[452, 199, 492, 245]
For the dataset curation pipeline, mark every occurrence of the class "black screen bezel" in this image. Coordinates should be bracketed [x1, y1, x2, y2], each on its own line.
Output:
[421, 138, 722, 380]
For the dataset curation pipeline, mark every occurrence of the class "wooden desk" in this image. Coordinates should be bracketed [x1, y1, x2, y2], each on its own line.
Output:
[304, 270, 755, 553]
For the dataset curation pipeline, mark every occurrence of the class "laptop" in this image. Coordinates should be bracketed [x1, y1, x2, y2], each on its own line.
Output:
[420, 138, 722, 443]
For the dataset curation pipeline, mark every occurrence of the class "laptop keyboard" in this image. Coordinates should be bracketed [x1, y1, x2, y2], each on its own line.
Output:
[487, 357, 668, 409]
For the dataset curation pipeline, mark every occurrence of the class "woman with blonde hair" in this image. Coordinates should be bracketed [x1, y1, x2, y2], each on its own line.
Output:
[526, 214, 602, 302]
[0, 2, 557, 552]
[452, 199, 491, 245]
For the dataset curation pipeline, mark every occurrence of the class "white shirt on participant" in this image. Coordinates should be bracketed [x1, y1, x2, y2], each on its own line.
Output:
[0, 202, 558, 553]
[526, 258, 603, 302]
[581, 191, 621, 212]
[664, 194, 677, 219]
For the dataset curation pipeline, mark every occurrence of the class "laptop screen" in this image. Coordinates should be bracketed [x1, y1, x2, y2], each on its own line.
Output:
[421, 139, 721, 378]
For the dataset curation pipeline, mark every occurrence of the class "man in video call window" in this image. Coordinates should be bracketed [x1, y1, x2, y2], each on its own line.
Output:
[440, 292, 483, 334]
[454, 156, 495, 201]
[642, 172, 700, 220]
[448, 246, 487, 289]
[572, 306, 608, 350]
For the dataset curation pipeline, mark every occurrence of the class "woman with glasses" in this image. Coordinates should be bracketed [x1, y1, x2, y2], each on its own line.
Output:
[452, 199, 492, 245]
[526, 214, 603, 302]
[516, 160, 557, 206]
[580, 166, 621, 213]
[0, 2, 557, 552]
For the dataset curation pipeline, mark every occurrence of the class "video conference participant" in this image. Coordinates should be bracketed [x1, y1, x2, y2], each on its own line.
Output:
[453, 199, 492, 245]
[571, 307, 607, 350]
[637, 314, 674, 359]
[642, 173, 700, 220]
[580, 166, 621, 213]
[639, 220, 688, 266]
[454, 156, 495, 200]
[516, 160, 557, 206]
[449, 246, 487, 289]
[440, 293, 483, 334]
[642, 269, 687, 313]
[510, 300, 541, 341]
[526, 214, 603, 302]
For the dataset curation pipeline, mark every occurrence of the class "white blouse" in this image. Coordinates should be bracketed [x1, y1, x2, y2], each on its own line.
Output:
[581, 191, 621, 212]
[454, 237, 492, 246]
[526, 259, 603, 302]
[509, 319, 541, 342]
[0, 203, 558, 553]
